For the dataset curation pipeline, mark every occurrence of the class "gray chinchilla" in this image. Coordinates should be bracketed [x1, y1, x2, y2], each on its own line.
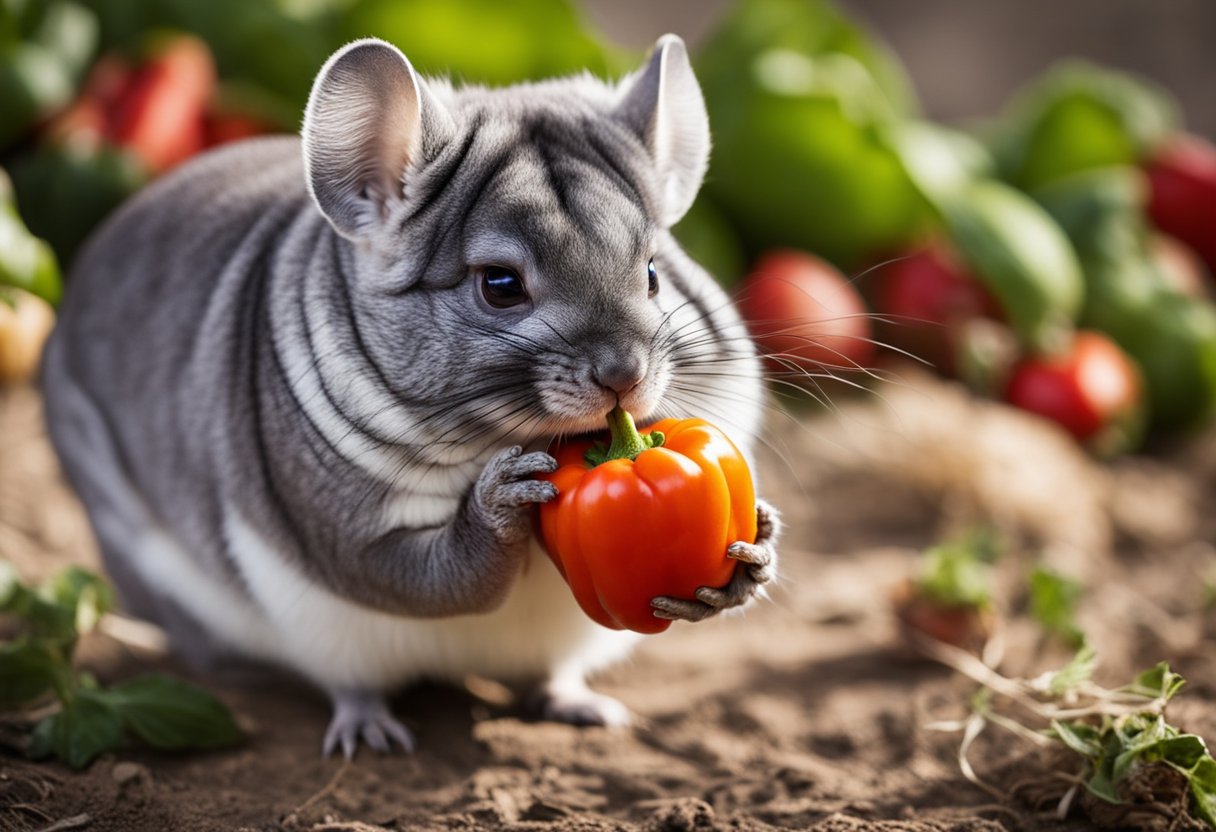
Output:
[41, 34, 779, 756]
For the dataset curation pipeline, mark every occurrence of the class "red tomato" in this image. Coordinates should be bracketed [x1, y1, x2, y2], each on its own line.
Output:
[82, 54, 136, 111]
[1004, 330, 1142, 445]
[869, 243, 1003, 373]
[1146, 133, 1216, 275]
[108, 35, 216, 174]
[735, 249, 874, 375]
[44, 55, 135, 148]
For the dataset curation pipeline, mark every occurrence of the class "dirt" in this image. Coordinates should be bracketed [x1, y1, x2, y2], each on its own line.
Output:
[3, 369, 1216, 832]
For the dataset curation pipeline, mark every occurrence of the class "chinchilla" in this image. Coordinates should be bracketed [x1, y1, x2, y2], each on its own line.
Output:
[41, 34, 780, 756]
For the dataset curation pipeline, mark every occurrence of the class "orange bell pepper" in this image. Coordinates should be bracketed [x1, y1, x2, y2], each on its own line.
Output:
[537, 406, 758, 634]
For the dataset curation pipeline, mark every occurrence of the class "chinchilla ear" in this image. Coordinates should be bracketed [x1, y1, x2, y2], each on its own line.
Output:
[302, 38, 455, 240]
[614, 34, 710, 228]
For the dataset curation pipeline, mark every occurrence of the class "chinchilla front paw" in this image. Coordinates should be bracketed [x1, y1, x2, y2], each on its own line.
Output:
[650, 499, 781, 623]
[473, 446, 559, 545]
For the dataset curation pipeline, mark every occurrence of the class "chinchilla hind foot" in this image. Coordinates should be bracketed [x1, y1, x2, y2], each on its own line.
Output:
[322, 689, 416, 758]
[527, 676, 631, 728]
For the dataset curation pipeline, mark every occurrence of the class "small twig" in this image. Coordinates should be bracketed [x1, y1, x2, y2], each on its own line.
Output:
[34, 814, 91, 832]
[1057, 782, 1081, 820]
[282, 757, 352, 822]
[982, 709, 1056, 747]
[911, 634, 1033, 701]
[914, 634, 1170, 722]
[9, 803, 53, 822]
[957, 712, 1004, 798]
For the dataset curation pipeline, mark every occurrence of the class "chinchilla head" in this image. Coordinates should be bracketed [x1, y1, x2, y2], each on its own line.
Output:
[301, 36, 762, 456]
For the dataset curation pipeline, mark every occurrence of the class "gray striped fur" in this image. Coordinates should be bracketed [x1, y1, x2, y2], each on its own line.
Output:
[41, 36, 766, 717]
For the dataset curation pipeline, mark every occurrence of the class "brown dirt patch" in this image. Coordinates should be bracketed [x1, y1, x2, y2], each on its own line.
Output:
[4, 371, 1216, 831]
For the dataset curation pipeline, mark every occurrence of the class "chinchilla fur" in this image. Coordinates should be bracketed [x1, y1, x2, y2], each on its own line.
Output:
[41, 34, 777, 754]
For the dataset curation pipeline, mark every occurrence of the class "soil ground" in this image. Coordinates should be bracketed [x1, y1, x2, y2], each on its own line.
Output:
[3, 370, 1216, 832]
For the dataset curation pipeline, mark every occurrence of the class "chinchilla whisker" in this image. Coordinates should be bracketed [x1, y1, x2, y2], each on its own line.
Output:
[758, 346, 891, 381]
[649, 298, 701, 348]
[843, 253, 914, 288]
[461, 325, 549, 357]
[661, 389, 803, 465]
[659, 324, 758, 352]
[415, 379, 539, 420]
[429, 397, 538, 449]
[664, 381, 796, 424]
[537, 318, 577, 351]
[484, 409, 549, 454]
[441, 396, 546, 449]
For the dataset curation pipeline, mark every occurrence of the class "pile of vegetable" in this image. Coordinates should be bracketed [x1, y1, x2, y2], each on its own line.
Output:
[4, 0, 1215, 452]
[682, 0, 1216, 453]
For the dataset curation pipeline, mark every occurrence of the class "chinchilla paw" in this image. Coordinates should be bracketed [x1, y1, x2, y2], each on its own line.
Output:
[478, 447, 558, 506]
[473, 447, 559, 541]
[322, 690, 415, 759]
[529, 679, 631, 727]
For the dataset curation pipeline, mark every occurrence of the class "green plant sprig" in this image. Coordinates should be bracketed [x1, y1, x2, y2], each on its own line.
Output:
[0, 562, 242, 769]
[916, 530, 1000, 609]
[923, 637, 1216, 828]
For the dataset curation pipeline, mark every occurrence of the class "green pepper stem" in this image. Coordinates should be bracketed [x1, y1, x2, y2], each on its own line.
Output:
[584, 405, 664, 467]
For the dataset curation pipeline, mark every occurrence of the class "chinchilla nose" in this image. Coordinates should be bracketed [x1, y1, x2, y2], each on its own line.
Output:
[592, 350, 649, 395]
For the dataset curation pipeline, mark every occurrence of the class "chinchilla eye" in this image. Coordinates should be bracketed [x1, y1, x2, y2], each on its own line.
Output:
[480, 266, 528, 308]
[647, 258, 659, 297]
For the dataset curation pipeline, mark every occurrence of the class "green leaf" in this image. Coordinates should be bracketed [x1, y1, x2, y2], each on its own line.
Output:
[1029, 566, 1085, 648]
[1047, 643, 1096, 695]
[0, 199, 61, 305]
[917, 535, 995, 608]
[935, 179, 1085, 353]
[0, 637, 63, 705]
[0, 560, 23, 608]
[991, 60, 1179, 190]
[1159, 735, 1209, 770]
[1187, 757, 1216, 827]
[1112, 717, 1169, 783]
[31, 689, 126, 769]
[888, 120, 994, 204]
[1052, 719, 1102, 757]
[27, 712, 57, 760]
[1124, 663, 1186, 701]
[44, 567, 114, 635]
[1087, 764, 1122, 804]
[28, 1, 99, 82]
[104, 675, 243, 750]
[0, 564, 116, 646]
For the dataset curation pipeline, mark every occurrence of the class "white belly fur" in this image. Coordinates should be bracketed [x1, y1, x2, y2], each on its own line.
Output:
[214, 509, 642, 691]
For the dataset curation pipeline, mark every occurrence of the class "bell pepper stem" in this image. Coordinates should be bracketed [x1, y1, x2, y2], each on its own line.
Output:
[585, 406, 664, 466]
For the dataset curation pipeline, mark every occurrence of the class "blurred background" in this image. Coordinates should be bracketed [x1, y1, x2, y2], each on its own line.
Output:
[586, 0, 1216, 136]
[3, 0, 1215, 453]
[4, 3, 1216, 827]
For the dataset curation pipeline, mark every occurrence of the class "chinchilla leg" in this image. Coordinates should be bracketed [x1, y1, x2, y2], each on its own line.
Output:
[322, 689, 415, 758]
[528, 672, 631, 728]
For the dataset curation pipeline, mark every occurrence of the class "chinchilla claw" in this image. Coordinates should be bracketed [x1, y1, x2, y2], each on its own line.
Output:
[504, 480, 558, 506]
[727, 540, 770, 567]
[650, 595, 715, 622]
[509, 450, 558, 477]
